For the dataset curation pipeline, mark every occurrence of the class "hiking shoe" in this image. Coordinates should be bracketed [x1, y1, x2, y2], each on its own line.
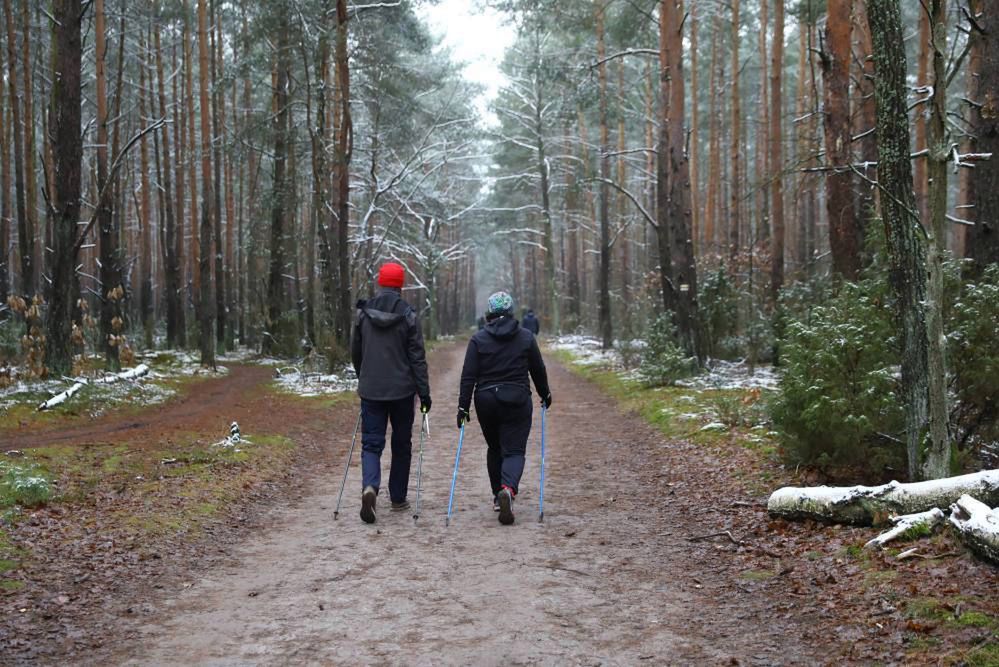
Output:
[492, 495, 501, 512]
[360, 486, 377, 524]
[390, 499, 410, 511]
[497, 487, 515, 525]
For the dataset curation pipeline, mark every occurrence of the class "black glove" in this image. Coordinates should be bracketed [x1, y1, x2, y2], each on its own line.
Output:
[456, 407, 470, 429]
[420, 395, 432, 414]
[541, 393, 552, 409]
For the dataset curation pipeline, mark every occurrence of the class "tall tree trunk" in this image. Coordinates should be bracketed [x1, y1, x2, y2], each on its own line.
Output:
[186, 0, 200, 338]
[914, 9, 930, 225]
[3, 0, 31, 297]
[46, 0, 83, 376]
[769, 0, 785, 301]
[264, 20, 290, 356]
[966, 0, 999, 271]
[96, 0, 124, 369]
[705, 17, 720, 256]
[867, 0, 930, 480]
[19, 0, 37, 295]
[688, 12, 700, 258]
[566, 123, 581, 324]
[333, 0, 352, 347]
[757, 0, 770, 247]
[822, 0, 861, 280]
[196, 0, 215, 367]
[729, 0, 741, 262]
[854, 0, 878, 247]
[922, 0, 951, 480]
[172, 34, 187, 347]
[617, 59, 631, 323]
[659, 0, 702, 359]
[156, 7, 180, 349]
[210, 0, 226, 348]
[0, 27, 9, 310]
[139, 40, 154, 349]
[595, 0, 612, 349]
[535, 67, 559, 333]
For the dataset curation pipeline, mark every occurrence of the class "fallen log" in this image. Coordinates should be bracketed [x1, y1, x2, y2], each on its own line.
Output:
[949, 494, 999, 565]
[767, 469, 999, 526]
[37, 364, 151, 411]
[37, 381, 86, 411]
[864, 508, 946, 549]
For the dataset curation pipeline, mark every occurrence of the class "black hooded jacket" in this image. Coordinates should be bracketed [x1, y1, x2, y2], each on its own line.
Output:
[351, 288, 430, 402]
[458, 316, 550, 412]
[522, 311, 540, 335]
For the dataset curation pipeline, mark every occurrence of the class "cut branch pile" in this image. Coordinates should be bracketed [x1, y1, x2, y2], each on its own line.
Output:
[768, 470, 999, 566]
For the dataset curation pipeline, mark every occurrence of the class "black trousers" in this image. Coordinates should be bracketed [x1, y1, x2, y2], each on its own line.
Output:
[473, 387, 533, 496]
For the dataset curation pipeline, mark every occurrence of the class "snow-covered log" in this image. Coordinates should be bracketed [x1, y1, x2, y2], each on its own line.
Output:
[767, 469, 999, 525]
[94, 364, 149, 384]
[949, 494, 999, 565]
[864, 508, 946, 549]
[37, 364, 150, 411]
[37, 381, 86, 411]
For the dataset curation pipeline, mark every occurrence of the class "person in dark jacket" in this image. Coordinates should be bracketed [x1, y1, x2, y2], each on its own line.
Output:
[522, 309, 540, 335]
[456, 291, 552, 525]
[351, 262, 431, 524]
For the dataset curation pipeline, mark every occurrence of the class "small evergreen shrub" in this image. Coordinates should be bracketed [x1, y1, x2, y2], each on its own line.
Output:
[770, 279, 905, 473]
[947, 264, 999, 460]
[638, 313, 699, 387]
[700, 268, 739, 359]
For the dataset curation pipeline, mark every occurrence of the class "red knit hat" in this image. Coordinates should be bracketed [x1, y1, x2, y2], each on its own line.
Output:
[377, 262, 405, 288]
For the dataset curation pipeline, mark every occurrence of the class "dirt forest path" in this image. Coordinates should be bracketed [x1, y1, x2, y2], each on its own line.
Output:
[5, 365, 276, 449]
[112, 344, 818, 666]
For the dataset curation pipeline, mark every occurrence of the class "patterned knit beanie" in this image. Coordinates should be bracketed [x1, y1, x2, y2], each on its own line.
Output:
[486, 291, 514, 317]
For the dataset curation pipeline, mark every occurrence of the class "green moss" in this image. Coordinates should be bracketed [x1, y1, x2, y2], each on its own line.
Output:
[0, 558, 17, 574]
[739, 569, 777, 581]
[964, 640, 999, 667]
[907, 597, 949, 622]
[0, 579, 24, 592]
[951, 611, 994, 628]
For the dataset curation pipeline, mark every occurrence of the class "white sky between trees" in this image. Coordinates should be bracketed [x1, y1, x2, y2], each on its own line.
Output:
[424, 0, 516, 126]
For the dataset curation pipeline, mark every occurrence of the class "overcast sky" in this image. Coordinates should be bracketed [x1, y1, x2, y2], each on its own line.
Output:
[424, 0, 517, 123]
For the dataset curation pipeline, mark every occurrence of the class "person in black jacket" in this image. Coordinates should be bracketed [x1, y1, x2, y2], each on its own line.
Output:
[457, 291, 552, 525]
[522, 309, 540, 335]
[351, 262, 431, 524]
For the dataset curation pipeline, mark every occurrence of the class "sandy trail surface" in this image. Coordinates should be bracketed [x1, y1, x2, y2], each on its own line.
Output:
[111, 344, 814, 666]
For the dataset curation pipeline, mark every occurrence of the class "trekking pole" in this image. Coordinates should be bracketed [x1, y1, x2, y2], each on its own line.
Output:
[445, 422, 466, 527]
[333, 410, 363, 520]
[538, 405, 547, 523]
[413, 412, 428, 522]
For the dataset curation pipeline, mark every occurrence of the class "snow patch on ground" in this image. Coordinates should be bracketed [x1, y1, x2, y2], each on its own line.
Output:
[676, 359, 779, 391]
[273, 366, 357, 397]
[549, 335, 622, 367]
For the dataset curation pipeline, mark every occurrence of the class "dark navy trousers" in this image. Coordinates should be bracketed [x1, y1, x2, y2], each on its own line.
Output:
[360, 396, 415, 503]
[474, 388, 533, 496]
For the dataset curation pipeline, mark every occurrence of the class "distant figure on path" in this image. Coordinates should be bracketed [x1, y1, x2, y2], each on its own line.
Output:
[456, 292, 552, 525]
[522, 309, 540, 335]
[351, 262, 432, 524]
[477, 314, 486, 330]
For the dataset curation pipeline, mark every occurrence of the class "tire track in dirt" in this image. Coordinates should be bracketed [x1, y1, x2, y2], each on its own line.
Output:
[4, 365, 275, 449]
[109, 344, 817, 665]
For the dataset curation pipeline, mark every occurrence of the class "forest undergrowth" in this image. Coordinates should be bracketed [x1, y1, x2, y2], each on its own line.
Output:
[552, 344, 998, 666]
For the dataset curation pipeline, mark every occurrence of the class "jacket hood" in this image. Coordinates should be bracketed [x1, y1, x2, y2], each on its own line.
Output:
[361, 289, 407, 329]
[485, 316, 520, 340]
